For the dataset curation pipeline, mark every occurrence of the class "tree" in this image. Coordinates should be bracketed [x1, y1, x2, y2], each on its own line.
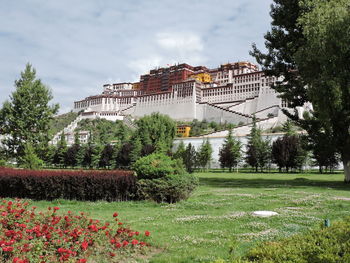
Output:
[65, 133, 81, 167]
[19, 142, 43, 169]
[53, 132, 68, 167]
[183, 143, 197, 173]
[134, 113, 176, 153]
[309, 132, 339, 173]
[295, 0, 350, 180]
[219, 130, 242, 172]
[251, 0, 350, 181]
[0, 64, 59, 160]
[196, 139, 213, 171]
[91, 143, 102, 169]
[99, 144, 115, 169]
[246, 118, 271, 172]
[115, 142, 133, 168]
[75, 119, 132, 145]
[250, 0, 307, 111]
[173, 141, 186, 161]
[130, 138, 142, 164]
[272, 135, 306, 172]
[79, 144, 90, 168]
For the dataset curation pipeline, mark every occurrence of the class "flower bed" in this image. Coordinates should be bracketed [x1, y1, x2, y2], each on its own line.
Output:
[0, 167, 136, 201]
[0, 199, 151, 262]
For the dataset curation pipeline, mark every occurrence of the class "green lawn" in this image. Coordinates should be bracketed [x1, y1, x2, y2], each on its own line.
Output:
[30, 172, 350, 262]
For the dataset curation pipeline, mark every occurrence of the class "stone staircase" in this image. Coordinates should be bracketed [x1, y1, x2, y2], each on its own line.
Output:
[51, 115, 83, 145]
[122, 115, 137, 130]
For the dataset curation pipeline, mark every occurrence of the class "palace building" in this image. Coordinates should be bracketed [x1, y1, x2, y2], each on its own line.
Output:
[72, 61, 294, 126]
[51, 60, 313, 145]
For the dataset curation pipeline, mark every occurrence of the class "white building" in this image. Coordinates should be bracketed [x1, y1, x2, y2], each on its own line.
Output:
[72, 61, 290, 126]
[50, 61, 309, 145]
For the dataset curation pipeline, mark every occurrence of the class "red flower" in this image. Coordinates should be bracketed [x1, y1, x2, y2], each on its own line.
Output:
[145, 231, 150, 237]
[77, 259, 87, 263]
[131, 239, 139, 245]
[115, 242, 121, 248]
[81, 241, 88, 251]
[88, 225, 98, 232]
[110, 252, 116, 257]
[57, 247, 66, 254]
[113, 212, 118, 217]
[2, 246, 14, 252]
[122, 240, 129, 247]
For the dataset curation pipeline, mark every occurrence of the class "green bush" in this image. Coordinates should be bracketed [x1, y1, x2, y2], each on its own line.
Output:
[133, 153, 185, 179]
[133, 153, 198, 203]
[216, 217, 350, 263]
[137, 173, 199, 203]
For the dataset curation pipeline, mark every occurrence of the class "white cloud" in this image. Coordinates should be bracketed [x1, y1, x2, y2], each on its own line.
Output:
[127, 56, 163, 76]
[156, 32, 203, 52]
[0, 0, 273, 113]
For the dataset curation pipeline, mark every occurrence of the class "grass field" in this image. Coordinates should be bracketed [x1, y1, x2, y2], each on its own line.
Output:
[30, 172, 350, 262]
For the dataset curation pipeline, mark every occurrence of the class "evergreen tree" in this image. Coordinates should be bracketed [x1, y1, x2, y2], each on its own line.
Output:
[53, 132, 68, 167]
[91, 143, 102, 169]
[130, 138, 142, 164]
[183, 143, 197, 173]
[115, 142, 133, 168]
[0, 64, 59, 160]
[76, 144, 86, 168]
[99, 144, 115, 169]
[64, 132, 81, 168]
[246, 118, 271, 172]
[42, 144, 56, 167]
[196, 139, 213, 171]
[79, 144, 90, 168]
[19, 142, 43, 169]
[173, 141, 186, 160]
[219, 131, 242, 172]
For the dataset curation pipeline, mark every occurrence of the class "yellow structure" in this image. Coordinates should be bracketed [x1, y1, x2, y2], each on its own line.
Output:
[190, 73, 212, 83]
[132, 82, 140, 90]
[176, 125, 191, 137]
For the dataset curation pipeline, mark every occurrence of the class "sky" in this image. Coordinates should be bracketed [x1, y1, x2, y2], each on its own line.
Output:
[0, 0, 273, 114]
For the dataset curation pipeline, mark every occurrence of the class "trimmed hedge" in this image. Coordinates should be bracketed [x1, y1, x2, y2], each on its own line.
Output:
[0, 167, 136, 201]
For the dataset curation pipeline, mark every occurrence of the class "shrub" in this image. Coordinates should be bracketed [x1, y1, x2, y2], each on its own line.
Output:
[133, 153, 198, 203]
[214, 217, 350, 263]
[133, 153, 185, 179]
[137, 173, 199, 203]
[0, 199, 152, 262]
[243, 218, 350, 262]
[0, 167, 136, 201]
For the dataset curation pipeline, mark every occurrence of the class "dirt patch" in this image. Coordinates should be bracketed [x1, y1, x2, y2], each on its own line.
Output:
[333, 197, 350, 201]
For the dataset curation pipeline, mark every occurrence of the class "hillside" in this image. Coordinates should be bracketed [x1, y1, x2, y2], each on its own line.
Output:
[49, 111, 78, 136]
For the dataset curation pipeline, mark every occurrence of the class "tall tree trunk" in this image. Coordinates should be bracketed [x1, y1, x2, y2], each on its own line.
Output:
[343, 153, 350, 183]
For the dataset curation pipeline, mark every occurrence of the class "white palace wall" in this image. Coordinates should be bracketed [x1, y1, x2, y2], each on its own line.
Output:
[133, 92, 197, 121]
[196, 103, 252, 124]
